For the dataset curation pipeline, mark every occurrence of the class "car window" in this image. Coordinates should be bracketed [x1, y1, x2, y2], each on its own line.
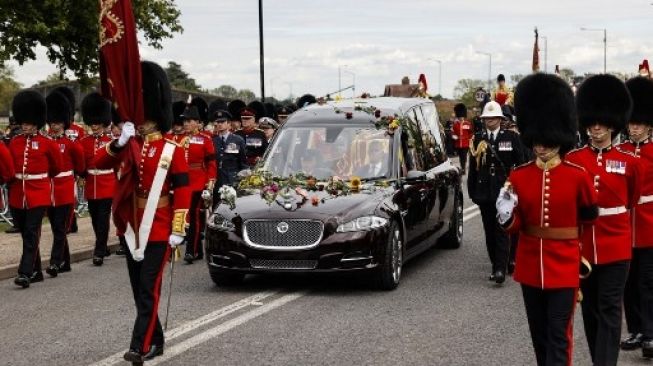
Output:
[403, 111, 426, 172]
[417, 104, 447, 166]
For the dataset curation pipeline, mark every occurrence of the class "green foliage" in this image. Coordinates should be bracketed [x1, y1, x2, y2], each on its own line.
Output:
[0, 0, 183, 82]
[453, 78, 485, 107]
[211, 85, 238, 99]
[165, 61, 201, 91]
[0, 65, 22, 114]
[236, 89, 256, 103]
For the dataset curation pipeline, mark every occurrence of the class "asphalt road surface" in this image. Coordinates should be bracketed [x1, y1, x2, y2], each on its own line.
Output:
[0, 199, 647, 365]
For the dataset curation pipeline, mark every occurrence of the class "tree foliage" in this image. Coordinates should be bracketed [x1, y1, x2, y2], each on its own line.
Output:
[0, 0, 183, 82]
[211, 85, 238, 99]
[453, 78, 486, 107]
[0, 65, 22, 114]
[165, 62, 201, 92]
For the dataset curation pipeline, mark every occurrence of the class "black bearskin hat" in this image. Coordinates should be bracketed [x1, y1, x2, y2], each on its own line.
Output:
[141, 61, 173, 132]
[228, 99, 246, 120]
[277, 105, 292, 116]
[497, 74, 505, 83]
[296, 94, 316, 109]
[264, 102, 278, 120]
[46, 91, 71, 128]
[247, 100, 267, 121]
[52, 86, 75, 121]
[576, 74, 632, 132]
[625, 77, 653, 126]
[453, 103, 467, 118]
[181, 105, 201, 121]
[191, 97, 209, 124]
[172, 101, 185, 126]
[81, 92, 112, 127]
[12, 89, 46, 128]
[208, 99, 228, 120]
[514, 73, 577, 154]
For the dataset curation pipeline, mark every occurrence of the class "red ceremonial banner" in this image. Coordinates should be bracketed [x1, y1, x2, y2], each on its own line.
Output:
[532, 28, 540, 73]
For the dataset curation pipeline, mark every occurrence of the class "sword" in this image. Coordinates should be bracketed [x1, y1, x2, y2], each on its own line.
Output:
[163, 247, 179, 331]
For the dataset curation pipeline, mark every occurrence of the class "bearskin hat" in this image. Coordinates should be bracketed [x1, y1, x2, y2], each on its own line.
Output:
[172, 101, 186, 126]
[81, 92, 112, 127]
[264, 102, 278, 120]
[52, 86, 75, 121]
[191, 97, 209, 124]
[625, 77, 653, 126]
[208, 99, 228, 120]
[576, 74, 632, 132]
[141, 61, 173, 132]
[12, 89, 47, 128]
[453, 103, 467, 118]
[181, 105, 201, 121]
[46, 91, 71, 128]
[296, 94, 316, 109]
[514, 73, 577, 154]
[228, 99, 246, 120]
[247, 100, 267, 121]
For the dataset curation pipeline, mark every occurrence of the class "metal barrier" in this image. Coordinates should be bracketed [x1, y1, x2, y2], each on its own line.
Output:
[0, 184, 12, 225]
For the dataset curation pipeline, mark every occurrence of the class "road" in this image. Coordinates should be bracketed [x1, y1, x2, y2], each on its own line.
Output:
[0, 201, 646, 365]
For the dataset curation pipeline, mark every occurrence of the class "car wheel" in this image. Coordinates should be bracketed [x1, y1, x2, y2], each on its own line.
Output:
[437, 190, 463, 249]
[374, 221, 403, 291]
[210, 269, 245, 287]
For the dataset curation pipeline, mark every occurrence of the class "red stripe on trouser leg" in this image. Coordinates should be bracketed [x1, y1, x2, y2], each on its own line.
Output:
[142, 245, 171, 353]
[565, 288, 578, 366]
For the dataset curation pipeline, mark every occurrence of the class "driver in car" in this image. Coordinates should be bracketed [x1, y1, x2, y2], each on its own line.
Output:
[356, 140, 387, 178]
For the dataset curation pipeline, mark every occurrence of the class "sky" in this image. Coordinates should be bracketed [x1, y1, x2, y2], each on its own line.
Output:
[9, 0, 653, 99]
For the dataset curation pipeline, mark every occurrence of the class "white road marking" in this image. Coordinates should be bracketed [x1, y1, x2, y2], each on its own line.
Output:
[147, 292, 306, 365]
[463, 205, 479, 214]
[463, 209, 481, 222]
[88, 291, 277, 366]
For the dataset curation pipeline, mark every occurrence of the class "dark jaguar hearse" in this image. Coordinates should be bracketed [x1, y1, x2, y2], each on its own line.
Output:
[205, 97, 463, 290]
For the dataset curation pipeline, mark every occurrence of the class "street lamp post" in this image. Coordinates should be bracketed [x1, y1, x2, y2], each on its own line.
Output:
[580, 27, 607, 73]
[258, 0, 265, 100]
[343, 70, 356, 97]
[476, 51, 492, 94]
[427, 58, 442, 96]
[541, 36, 548, 73]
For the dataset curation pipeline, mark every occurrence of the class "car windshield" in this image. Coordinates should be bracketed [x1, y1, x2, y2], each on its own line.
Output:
[263, 126, 392, 180]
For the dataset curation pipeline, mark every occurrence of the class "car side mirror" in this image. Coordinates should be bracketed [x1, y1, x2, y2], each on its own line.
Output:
[405, 170, 426, 183]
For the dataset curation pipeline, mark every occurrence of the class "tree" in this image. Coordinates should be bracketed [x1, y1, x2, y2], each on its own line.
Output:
[0, 1, 183, 82]
[453, 78, 486, 107]
[236, 89, 256, 103]
[212, 85, 238, 99]
[510, 74, 525, 85]
[32, 73, 66, 87]
[0, 66, 22, 114]
[165, 62, 201, 91]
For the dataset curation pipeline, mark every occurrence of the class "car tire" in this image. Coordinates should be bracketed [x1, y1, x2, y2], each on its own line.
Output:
[374, 221, 403, 291]
[210, 269, 245, 286]
[437, 190, 463, 249]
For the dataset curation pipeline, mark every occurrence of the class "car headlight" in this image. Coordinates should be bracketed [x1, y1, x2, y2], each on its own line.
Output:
[336, 216, 388, 233]
[207, 212, 235, 231]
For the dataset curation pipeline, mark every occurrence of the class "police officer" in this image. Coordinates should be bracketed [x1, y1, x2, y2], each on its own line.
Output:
[497, 73, 599, 366]
[235, 107, 268, 168]
[451, 103, 473, 174]
[213, 110, 246, 188]
[566, 74, 642, 366]
[468, 100, 526, 284]
[45, 91, 85, 277]
[10, 90, 63, 288]
[94, 61, 191, 363]
[619, 76, 653, 357]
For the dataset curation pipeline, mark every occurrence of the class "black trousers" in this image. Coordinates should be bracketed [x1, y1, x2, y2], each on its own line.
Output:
[522, 285, 577, 366]
[47, 204, 72, 267]
[11, 206, 46, 276]
[185, 191, 204, 259]
[88, 198, 112, 257]
[457, 148, 468, 172]
[581, 260, 629, 366]
[126, 242, 170, 353]
[624, 248, 653, 339]
[479, 202, 509, 273]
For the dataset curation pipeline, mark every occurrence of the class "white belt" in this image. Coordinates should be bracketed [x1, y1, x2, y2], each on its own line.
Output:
[598, 206, 627, 216]
[54, 170, 73, 178]
[15, 173, 48, 180]
[87, 169, 114, 176]
[639, 195, 653, 205]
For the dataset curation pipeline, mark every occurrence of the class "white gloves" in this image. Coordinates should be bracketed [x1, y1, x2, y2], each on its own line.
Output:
[168, 234, 184, 248]
[496, 186, 518, 225]
[117, 122, 135, 147]
[201, 189, 212, 201]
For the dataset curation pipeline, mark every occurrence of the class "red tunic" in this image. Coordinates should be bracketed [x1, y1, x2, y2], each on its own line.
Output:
[566, 146, 642, 264]
[164, 132, 188, 147]
[79, 133, 116, 200]
[451, 119, 473, 149]
[48, 134, 85, 206]
[8, 133, 63, 209]
[0, 143, 15, 184]
[64, 123, 86, 141]
[506, 160, 598, 289]
[618, 139, 653, 248]
[94, 133, 191, 242]
[185, 132, 217, 192]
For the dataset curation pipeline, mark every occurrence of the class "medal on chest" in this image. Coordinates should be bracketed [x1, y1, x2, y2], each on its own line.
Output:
[225, 143, 239, 154]
[31, 141, 39, 150]
[606, 159, 626, 174]
[246, 137, 262, 147]
[190, 136, 204, 145]
[498, 141, 513, 151]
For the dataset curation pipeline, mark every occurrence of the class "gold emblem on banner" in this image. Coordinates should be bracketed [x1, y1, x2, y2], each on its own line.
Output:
[99, 0, 125, 48]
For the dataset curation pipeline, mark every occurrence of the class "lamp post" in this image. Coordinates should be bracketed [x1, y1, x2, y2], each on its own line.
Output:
[580, 27, 607, 73]
[541, 36, 548, 73]
[343, 69, 356, 97]
[258, 0, 265, 99]
[476, 51, 492, 93]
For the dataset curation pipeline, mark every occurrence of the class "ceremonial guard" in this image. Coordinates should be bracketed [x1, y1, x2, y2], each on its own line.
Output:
[639, 60, 651, 79]
[10, 90, 63, 288]
[497, 74, 598, 366]
[94, 61, 190, 363]
[45, 91, 85, 276]
[52, 86, 86, 141]
[227, 99, 246, 132]
[619, 76, 653, 357]
[165, 101, 188, 145]
[213, 110, 246, 188]
[566, 74, 642, 366]
[79, 93, 116, 266]
[235, 107, 268, 168]
[468, 100, 526, 284]
[451, 103, 473, 174]
[493, 74, 513, 106]
[276, 105, 293, 125]
[181, 103, 216, 264]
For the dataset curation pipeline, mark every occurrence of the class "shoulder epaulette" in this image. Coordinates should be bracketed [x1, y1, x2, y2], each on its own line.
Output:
[164, 138, 183, 148]
[513, 160, 535, 171]
[562, 160, 586, 171]
[615, 146, 637, 157]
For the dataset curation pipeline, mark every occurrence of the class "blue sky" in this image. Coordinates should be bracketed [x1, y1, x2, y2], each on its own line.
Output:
[10, 0, 653, 99]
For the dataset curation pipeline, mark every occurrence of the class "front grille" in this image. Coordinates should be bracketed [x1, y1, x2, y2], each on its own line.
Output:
[249, 259, 318, 270]
[243, 219, 324, 250]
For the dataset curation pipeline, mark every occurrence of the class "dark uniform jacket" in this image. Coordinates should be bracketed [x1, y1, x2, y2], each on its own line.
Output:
[467, 128, 526, 204]
[235, 128, 268, 167]
[213, 132, 247, 187]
